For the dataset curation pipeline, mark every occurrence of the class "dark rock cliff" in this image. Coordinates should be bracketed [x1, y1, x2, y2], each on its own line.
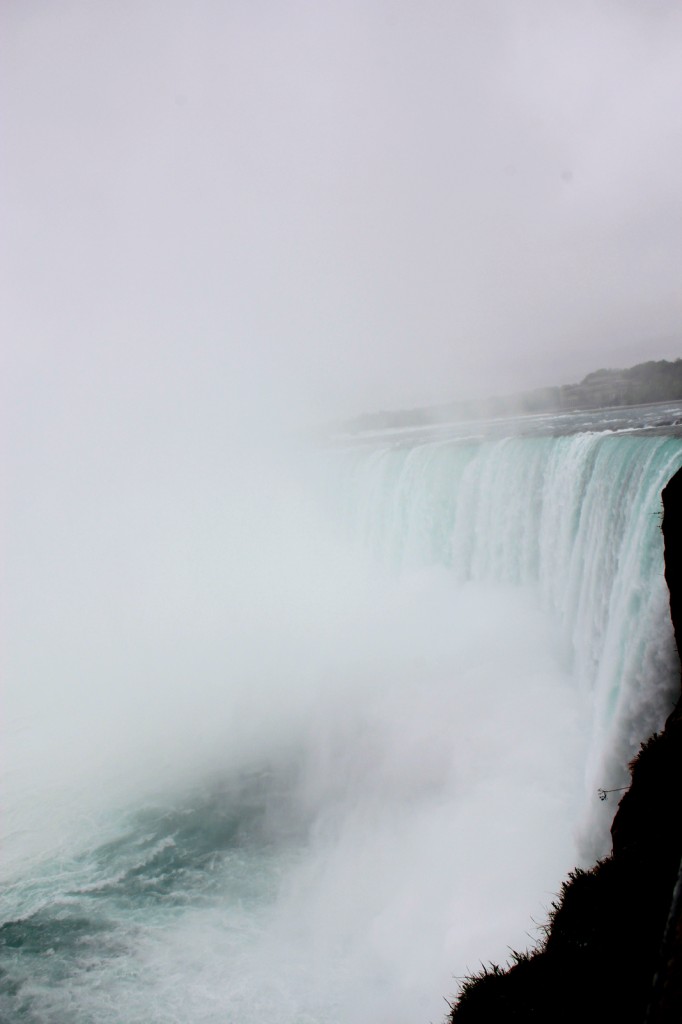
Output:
[448, 466, 682, 1024]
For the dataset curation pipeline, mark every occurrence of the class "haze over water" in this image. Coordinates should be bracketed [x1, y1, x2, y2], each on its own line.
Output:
[3, 409, 681, 1023]
[2, 2, 682, 1022]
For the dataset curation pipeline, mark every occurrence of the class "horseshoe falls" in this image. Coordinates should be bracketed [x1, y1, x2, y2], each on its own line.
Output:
[2, 415, 682, 1024]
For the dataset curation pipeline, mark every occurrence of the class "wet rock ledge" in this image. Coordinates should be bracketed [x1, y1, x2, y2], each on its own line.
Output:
[448, 466, 682, 1024]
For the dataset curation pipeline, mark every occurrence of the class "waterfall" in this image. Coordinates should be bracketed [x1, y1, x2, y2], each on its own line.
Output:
[2, 425, 682, 1024]
[332, 431, 682, 853]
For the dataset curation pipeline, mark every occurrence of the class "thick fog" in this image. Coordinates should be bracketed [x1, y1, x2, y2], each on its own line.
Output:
[1, 5, 681, 1022]
[2, 0, 682, 425]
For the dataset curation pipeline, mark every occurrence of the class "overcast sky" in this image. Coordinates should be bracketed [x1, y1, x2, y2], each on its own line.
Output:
[2, 0, 681, 424]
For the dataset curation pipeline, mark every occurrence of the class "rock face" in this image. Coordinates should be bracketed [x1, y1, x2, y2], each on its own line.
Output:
[448, 466, 682, 1024]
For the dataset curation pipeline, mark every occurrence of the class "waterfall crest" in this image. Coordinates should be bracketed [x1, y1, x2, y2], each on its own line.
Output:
[334, 432, 682, 852]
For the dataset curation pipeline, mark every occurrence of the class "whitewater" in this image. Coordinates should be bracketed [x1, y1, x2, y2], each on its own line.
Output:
[2, 403, 682, 1024]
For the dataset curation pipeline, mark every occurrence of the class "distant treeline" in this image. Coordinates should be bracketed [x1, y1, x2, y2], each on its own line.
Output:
[342, 358, 682, 433]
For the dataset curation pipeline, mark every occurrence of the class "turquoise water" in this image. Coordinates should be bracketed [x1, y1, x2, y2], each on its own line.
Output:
[335, 431, 682, 816]
[2, 417, 681, 1023]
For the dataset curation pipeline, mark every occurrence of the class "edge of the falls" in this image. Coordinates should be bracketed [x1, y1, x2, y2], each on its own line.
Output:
[447, 464, 682, 1023]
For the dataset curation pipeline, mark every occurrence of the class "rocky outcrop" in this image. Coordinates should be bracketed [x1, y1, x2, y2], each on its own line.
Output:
[448, 465, 682, 1024]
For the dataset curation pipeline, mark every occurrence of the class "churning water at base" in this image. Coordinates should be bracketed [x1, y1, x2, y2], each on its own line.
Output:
[2, 416, 682, 1023]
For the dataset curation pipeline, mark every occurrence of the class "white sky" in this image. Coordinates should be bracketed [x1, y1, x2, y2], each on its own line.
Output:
[2, 0, 682, 423]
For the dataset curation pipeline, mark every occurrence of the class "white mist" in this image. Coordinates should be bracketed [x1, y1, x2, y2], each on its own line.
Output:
[2, 438, 588, 1024]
